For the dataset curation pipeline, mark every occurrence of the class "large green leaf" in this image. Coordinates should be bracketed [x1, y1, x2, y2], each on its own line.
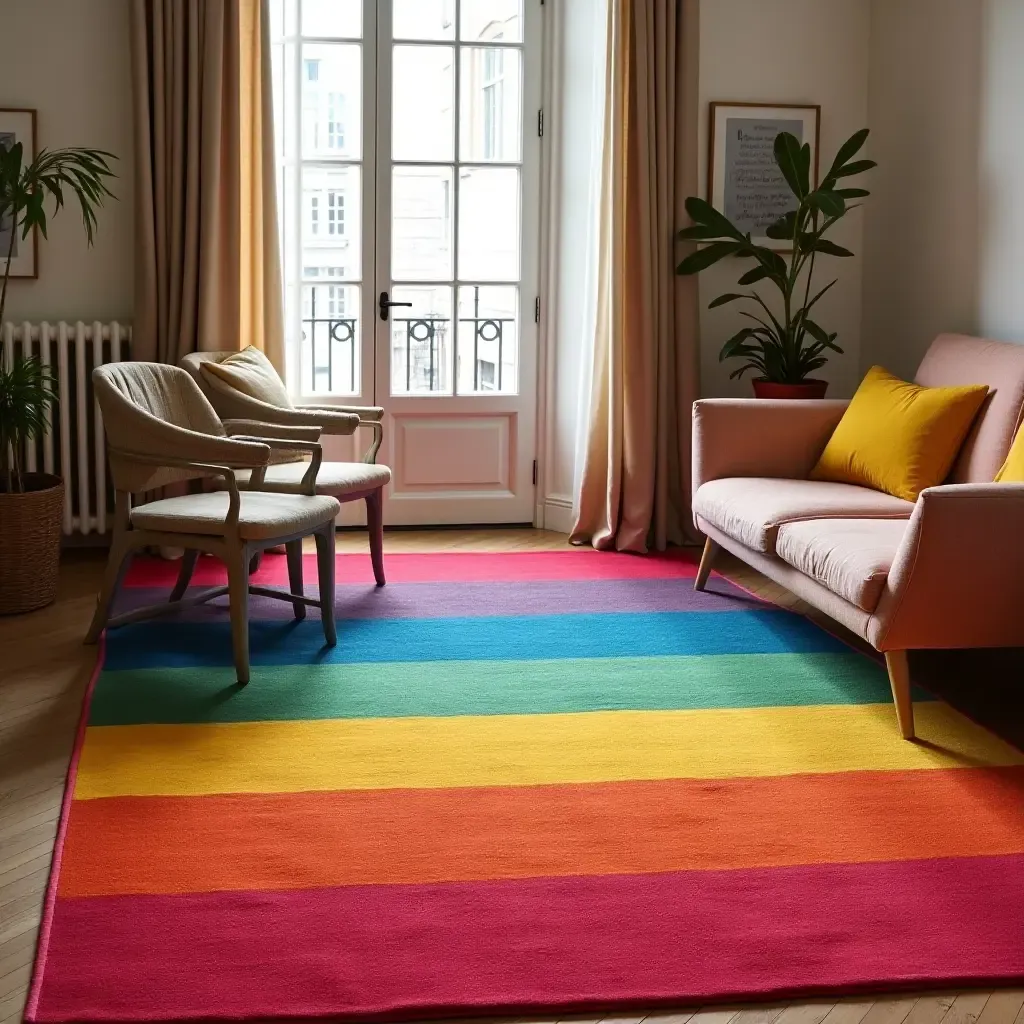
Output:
[773, 132, 806, 199]
[836, 187, 870, 199]
[684, 196, 742, 240]
[798, 143, 812, 196]
[718, 327, 761, 361]
[676, 240, 740, 275]
[765, 210, 798, 241]
[738, 266, 770, 286]
[708, 292, 747, 309]
[801, 236, 854, 258]
[801, 278, 837, 316]
[832, 158, 877, 179]
[677, 223, 730, 241]
[825, 128, 869, 179]
[807, 190, 845, 218]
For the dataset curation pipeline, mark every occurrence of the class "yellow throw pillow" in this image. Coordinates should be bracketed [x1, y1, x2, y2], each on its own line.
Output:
[201, 347, 292, 409]
[995, 425, 1024, 481]
[810, 365, 988, 502]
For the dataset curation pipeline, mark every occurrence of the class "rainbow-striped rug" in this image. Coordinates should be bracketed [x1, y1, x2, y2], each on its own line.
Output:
[28, 549, 1024, 1022]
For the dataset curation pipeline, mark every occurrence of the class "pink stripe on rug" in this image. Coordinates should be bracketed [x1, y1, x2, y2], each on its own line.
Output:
[122, 549, 700, 588]
[29, 854, 1024, 1022]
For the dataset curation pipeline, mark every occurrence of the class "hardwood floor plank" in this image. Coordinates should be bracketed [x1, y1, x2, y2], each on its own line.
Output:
[976, 993, 1024, 1024]
[774, 1003, 838, 1024]
[818, 1001, 875, 1024]
[848, 996, 919, 1024]
[0, 805, 59, 842]
[0, 865, 50, 910]
[940, 994, 992, 1024]
[0, 820, 58, 860]
[686, 1009, 743, 1024]
[0, 964, 32, 1002]
[904, 996, 960, 1024]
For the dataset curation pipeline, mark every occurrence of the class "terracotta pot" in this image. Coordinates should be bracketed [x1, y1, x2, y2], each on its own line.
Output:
[752, 378, 829, 400]
[0, 473, 64, 615]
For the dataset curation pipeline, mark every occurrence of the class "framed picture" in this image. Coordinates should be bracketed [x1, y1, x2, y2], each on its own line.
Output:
[0, 108, 38, 279]
[708, 102, 820, 250]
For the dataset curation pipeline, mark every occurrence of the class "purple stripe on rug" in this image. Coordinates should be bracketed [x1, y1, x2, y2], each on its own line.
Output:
[29, 854, 1024, 1022]
[112, 577, 769, 621]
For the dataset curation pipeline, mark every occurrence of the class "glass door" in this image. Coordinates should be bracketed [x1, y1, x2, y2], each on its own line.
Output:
[272, 0, 540, 525]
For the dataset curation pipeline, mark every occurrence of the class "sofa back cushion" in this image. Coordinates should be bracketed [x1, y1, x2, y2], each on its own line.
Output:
[915, 333, 1024, 483]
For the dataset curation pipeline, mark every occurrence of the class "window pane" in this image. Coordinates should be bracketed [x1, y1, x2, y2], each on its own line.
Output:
[301, 284, 360, 395]
[302, 166, 361, 281]
[302, 0, 360, 38]
[301, 44, 361, 160]
[393, 46, 454, 162]
[393, 0, 455, 40]
[458, 167, 519, 280]
[459, 48, 521, 162]
[457, 285, 517, 394]
[392, 166, 454, 281]
[461, 0, 523, 42]
[390, 286, 453, 395]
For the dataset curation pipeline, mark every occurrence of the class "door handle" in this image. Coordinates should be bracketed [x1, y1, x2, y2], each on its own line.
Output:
[379, 291, 413, 321]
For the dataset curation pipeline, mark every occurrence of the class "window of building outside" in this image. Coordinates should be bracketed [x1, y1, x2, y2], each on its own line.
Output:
[273, 0, 524, 397]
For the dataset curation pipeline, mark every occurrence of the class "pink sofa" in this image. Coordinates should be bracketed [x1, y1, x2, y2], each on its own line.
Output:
[691, 334, 1024, 739]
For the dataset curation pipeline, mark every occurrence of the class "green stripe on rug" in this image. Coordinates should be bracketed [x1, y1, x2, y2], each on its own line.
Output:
[88, 651, 908, 725]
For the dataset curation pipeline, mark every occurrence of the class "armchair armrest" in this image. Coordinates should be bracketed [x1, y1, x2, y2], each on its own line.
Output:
[231, 437, 323, 495]
[297, 404, 384, 462]
[872, 483, 1024, 650]
[692, 398, 849, 494]
[223, 419, 322, 443]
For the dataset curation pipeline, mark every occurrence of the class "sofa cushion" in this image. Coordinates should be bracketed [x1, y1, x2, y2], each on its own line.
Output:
[775, 518, 909, 612]
[916, 333, 1024, 483]
[693, 477, 915, 554]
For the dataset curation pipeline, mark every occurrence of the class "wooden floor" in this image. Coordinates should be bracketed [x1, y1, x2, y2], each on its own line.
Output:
[1, 530, 1021, 1024]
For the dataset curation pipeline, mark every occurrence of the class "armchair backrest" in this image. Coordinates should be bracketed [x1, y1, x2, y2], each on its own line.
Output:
[915, 333, 1024, 483]
[93, 362, 230, 493]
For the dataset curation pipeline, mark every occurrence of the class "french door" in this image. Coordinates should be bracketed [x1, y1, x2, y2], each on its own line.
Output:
[272, 0, 541, 526]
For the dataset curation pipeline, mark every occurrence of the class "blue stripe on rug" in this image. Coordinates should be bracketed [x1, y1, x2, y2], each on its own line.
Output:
[102, 609, 849, 670]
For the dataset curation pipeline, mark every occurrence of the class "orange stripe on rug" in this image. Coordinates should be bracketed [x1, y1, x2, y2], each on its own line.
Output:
[58, 766, 1024, 897]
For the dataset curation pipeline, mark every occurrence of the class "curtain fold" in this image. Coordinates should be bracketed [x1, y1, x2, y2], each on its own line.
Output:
[571, 0, 700, 552]
[130, 0, 283, 368]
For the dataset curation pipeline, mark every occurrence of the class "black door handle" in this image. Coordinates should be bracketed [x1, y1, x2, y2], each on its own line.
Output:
[379, 291, 413, 321]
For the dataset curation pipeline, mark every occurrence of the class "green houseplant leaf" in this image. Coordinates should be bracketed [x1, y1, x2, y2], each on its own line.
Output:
[675, 127, 875, 386]
[0, 144, 116, 491]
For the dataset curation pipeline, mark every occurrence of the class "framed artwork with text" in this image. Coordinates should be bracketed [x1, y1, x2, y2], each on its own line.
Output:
[0, 108, 38, 279]
[708, 102, 820, 251]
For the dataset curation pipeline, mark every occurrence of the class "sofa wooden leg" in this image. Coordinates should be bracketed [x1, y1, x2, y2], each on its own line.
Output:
[884, 650, 915, 740]
[694, 539, 719, 592]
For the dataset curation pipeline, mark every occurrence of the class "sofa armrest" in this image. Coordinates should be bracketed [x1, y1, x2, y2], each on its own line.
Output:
[871, 483, 1024, 650]
[692, 398, 849, 495]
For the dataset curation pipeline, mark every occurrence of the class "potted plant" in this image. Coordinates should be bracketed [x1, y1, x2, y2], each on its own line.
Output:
[0, 140, 115, 614]
[677, 128, 875, 398]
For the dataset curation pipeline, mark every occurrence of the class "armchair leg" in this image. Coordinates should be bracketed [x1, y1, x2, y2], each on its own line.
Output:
[884, 650, 915, 740]
[169, 550, 198, 602]
[85, 534, 134, 644]
[285, 540, 306, 620]
[315, 521, 338, 647]
[694, 538, 719, 592]
[227, 543, 252, 685]
[366, 487, 386, 587]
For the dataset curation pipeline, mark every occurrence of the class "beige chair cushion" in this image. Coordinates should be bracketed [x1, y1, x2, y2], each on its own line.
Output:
[201, 347, 293, 409]
[775, 518, 909, 612]
[234, 460, 391, 495]
[131, 491, 340, 541]
[693, 477, 915, 554]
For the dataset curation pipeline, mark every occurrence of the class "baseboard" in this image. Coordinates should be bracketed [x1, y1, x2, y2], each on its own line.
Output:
[538, 494, 575, 534]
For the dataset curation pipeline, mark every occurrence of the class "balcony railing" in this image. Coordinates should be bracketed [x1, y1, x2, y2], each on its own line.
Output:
[302, 286, 515, 395]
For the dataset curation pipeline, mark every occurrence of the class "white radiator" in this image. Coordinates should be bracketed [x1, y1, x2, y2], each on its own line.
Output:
[1, 321, 131, 536]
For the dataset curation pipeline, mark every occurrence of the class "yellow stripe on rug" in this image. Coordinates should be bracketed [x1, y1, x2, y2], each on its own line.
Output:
[75, 702, 1024, 799]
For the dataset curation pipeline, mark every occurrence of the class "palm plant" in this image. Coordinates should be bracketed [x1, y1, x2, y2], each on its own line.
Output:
[0, 141, 115, 492]
[676, 128, 875, 384]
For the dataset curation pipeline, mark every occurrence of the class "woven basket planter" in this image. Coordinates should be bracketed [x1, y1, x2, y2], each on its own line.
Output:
[0, 473, 64, 615]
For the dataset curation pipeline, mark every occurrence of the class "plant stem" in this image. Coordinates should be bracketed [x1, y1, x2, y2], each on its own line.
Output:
[0, 211, 15, 328]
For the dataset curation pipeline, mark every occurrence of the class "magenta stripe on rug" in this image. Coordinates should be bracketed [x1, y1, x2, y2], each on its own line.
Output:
[30, 854, 1024, 1022]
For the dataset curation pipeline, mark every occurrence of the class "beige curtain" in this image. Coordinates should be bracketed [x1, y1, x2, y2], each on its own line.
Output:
[571, 0, 700, 552]
[130, 0, 284, 368]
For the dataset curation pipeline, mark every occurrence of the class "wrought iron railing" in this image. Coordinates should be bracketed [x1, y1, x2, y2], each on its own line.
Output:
[302, 286, 515, 394]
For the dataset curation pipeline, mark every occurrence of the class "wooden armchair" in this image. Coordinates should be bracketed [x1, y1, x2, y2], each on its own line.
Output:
[181, 350, 390, 585]
[86, 362, 340, 684]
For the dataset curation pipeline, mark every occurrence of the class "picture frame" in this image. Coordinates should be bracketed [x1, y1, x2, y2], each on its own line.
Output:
[0, 108, 38, 279]
[708, 102, 820, 251]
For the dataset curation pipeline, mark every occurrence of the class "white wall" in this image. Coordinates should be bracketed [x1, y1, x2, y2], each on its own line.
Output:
[0, 0, 134, 323]
[862, 0, 985, 379]
[698, 0, 872, 399]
